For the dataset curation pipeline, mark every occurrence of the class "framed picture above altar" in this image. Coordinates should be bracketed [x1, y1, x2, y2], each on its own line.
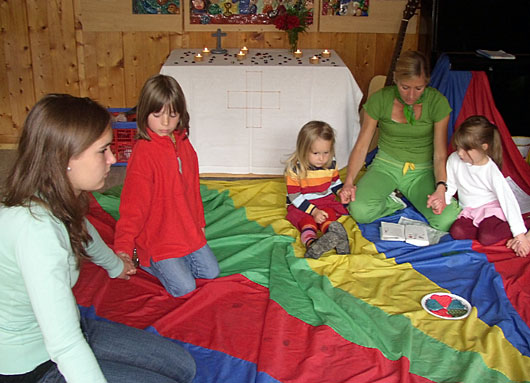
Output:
[184, 0, 319, 32]
[319, 0, 418, 33]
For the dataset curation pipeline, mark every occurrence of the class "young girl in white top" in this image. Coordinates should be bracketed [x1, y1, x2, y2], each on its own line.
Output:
[437, 115, 530, 257]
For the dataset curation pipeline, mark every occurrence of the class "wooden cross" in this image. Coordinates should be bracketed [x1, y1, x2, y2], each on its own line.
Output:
[211, 28, 227, 54]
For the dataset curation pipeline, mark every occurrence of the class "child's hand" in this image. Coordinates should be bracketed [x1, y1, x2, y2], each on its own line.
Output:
[507, 233, 530, 257]
[116, 252, 137, 279]
[339, 184, 356, 203]
[427, 193, 446, 215]
[339, 189, 350, 203]
[312, 208, 329, 224]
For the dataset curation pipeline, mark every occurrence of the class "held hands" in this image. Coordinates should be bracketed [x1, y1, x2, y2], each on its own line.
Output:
[339, 184, 357, 204]
[312, 208, 329, 225]
[116, 252, 137, 280]
[506, 232, 530, 258]
[427, 189, 446, 215]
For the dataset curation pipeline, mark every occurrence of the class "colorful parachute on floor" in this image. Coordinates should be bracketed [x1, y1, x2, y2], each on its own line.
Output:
[75, 173, 530, 382]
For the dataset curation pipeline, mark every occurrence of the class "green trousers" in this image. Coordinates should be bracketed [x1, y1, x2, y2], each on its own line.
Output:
[348, 151, 461, 232]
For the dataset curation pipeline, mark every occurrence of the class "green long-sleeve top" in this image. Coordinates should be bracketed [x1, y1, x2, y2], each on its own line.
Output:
[0, 202, 124, 382]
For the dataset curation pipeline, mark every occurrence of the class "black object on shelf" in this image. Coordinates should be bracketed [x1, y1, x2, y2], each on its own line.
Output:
[443, 53, 530, 137]
[419, 0, 530, 137]
[446, 52, 530, 73]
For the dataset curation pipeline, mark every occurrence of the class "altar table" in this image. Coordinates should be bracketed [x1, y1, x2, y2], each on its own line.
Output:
[160, 49, 363, 175]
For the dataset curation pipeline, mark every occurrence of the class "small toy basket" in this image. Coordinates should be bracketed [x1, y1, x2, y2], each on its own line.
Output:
[109, 108, 137, 166]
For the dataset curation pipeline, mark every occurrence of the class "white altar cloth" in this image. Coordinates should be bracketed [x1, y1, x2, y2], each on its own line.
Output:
[160, 49, 363, 175]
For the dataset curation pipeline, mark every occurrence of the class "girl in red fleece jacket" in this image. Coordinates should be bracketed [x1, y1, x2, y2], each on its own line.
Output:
[114, 74, 220, 297]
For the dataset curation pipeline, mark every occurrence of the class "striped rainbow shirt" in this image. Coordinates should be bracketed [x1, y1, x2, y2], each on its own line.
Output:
[285, 159, 343, 215]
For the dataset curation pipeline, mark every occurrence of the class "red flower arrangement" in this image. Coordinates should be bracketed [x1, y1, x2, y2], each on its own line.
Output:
[273, 13, 301, 30]
[272, 0, 310, 52]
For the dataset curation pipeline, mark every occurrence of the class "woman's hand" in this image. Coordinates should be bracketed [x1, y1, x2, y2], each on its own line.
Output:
[116, 252, 137, 280]
[507, 232, 530, 257]
[339, 184, 357, 204]
[311, 208, 329, 225]
[426, 191, 446, 215]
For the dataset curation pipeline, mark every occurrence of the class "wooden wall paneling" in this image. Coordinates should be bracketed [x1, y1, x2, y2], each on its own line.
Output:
[371, 31, 419, 78]
[0, 3, 11, 145]
[123, 32, 171, 107]
[235, 32, 258, 49]
[304, 31, 332, 51]
[26, 0, 53, 99]
[26, 0, 80, 98]
[265, 31, 288, 49]
[347, 33, 375, 100]
[93, 32, 126, 108]
[80, 0, 183, 32]
[169, 32, 188, 51]
[0, 0, 35, 147]
[73, 0, 89, 97]
[0, 14, 17, 147]
[185, 31, 212, 50]
[76, 31, 101, 101]
[373, 33, 395, 76]
[46, 0, 79, 95]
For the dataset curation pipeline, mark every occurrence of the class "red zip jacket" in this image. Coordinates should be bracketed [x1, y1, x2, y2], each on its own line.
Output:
[114, 129, 206, 267]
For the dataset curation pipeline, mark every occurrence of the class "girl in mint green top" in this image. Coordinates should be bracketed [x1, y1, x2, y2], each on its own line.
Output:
[339, 51, 460, 231]
[0, 94, 195, 382]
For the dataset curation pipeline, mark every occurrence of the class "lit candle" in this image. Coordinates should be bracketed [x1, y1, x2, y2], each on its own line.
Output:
[236, 50, 246, 61]
[293, 49, 303, 58]
[194, 53, 203, 62]
[202, 47, 210, 56]
[241, 46, 249, 55]
[321, 49, 331, 58]
[309, 55, 320, 64]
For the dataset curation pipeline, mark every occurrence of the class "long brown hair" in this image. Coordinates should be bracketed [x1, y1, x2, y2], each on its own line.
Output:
[285, 121, 336, 178]
[2, 94, 111, 266]
[452, 115, 503, 168]
[136, 74, 190, 140]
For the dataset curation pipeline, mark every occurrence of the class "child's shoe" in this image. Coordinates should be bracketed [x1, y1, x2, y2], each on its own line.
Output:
[305, 231, 339, 259]
[328, 221, 350, 254]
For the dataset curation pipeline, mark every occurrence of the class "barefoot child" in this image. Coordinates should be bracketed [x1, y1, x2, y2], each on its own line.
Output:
[285, 121, 350, 259]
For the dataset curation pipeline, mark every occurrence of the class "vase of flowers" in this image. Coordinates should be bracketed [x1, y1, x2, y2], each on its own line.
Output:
[272, 0, 310, 53]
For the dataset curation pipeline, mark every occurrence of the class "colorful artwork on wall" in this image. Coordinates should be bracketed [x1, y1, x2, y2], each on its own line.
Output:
[188, 0, 313, 26]
[321, 0, 368, 16]
[133, 0, 181, 14]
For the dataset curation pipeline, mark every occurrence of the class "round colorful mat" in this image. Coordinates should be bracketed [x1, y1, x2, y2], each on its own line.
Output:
[421, 292, 471, 320]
